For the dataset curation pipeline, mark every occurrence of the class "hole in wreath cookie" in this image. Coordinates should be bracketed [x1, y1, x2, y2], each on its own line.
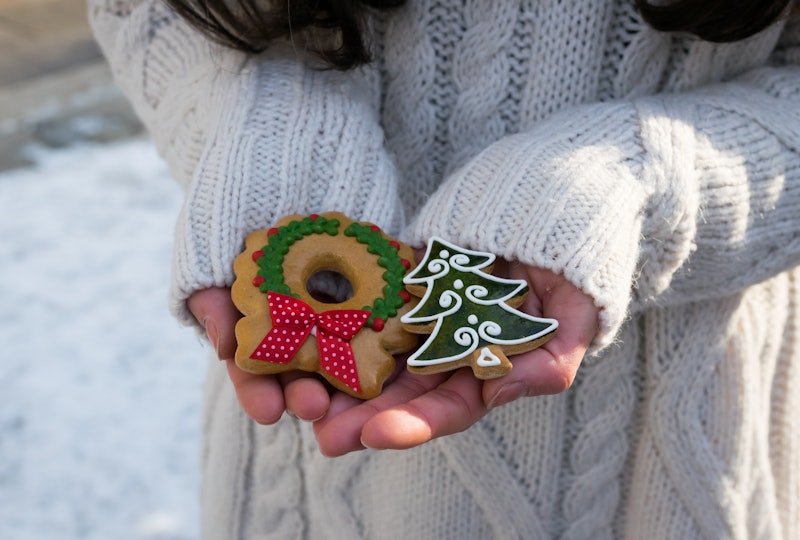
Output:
[306, 270, 355, 304]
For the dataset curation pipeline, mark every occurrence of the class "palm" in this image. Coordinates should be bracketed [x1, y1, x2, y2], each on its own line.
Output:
[313, 264, 598, 456]
[188, 266, 598, 456]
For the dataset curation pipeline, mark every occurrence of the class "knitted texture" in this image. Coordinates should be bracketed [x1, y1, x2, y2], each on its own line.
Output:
[90, 1, 800, 538]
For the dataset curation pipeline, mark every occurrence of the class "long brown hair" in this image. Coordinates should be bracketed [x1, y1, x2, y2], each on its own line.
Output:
[164, 0, 794, 69]
[163, 0, 405, 69]
[636, 0, 794, 42]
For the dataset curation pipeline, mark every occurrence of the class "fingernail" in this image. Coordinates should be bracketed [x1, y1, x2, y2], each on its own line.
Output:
[203, 318, 221, 359]
[487, 381, 529, 410]
[288, 411, 327, 423]
[359, 437, 375, 450]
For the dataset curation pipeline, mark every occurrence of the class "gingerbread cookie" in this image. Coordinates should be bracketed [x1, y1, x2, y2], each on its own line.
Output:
[400, 237, 558, 379]
[231, 212, 418, 399]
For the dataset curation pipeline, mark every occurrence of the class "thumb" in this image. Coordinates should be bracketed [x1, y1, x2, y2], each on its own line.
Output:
[187, 287, 240, 360]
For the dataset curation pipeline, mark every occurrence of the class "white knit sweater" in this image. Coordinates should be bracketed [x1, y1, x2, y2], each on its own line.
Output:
[90, 1, 800, 538]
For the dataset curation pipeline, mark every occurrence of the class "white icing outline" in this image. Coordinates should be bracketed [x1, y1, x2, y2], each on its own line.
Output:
[476, 347, 502, 367]
[404, 237, 494, 286]
[402, 237, 559, 367]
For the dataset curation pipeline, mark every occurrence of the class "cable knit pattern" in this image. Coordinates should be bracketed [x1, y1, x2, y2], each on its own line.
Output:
[200, 361, 305, 539]
[90, 1, 800, 539]
[445, 0, 516, 173]
[771, 271, 800, 538]
[380, 1, 442, 212]
[624, 282, 794, 539]
[561, 326, 639, 540]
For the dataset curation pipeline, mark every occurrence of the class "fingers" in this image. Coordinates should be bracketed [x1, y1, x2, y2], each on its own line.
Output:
[481, 302, 594, 402]
[361, 368, 486, 450]
[281, 373, 332, 421]
[484, 268, 599, 407]
[482, 348, 576, 409]
[187, 287, 241, 360]
[311, 360, 430, 455]
[222, 361, 334, 425]
[314, 369, 486, 456]
[186, 269, 601, 458]
[225, 360, 285, 424]
[314, 267, 600, 456]
[314, 372, 445, 455]
[187, 287, 283, 422]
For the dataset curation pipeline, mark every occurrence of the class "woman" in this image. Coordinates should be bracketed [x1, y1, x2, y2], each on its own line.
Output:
[90, 1, 800, 538]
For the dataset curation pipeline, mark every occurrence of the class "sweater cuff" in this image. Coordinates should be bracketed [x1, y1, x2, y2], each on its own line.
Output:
[168, 51, 405, 329]
[406, 103, 652, 352]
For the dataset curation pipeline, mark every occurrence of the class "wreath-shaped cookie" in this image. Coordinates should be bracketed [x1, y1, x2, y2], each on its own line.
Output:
[231, 212, 418, 399]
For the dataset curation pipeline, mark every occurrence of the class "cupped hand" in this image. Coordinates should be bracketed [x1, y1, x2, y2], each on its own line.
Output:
[312, 264, 599, 457]
[187, 263, 599, 458]
[187, 287, 333, 424]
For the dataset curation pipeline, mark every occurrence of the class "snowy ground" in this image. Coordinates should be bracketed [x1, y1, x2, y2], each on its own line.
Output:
[0, 139, 206, 540]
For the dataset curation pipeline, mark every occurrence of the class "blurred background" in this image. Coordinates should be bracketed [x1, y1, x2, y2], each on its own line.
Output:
[1, 1, 206, 538]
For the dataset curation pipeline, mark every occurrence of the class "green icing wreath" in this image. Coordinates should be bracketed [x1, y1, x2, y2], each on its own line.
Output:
[251, 215, 410, 329]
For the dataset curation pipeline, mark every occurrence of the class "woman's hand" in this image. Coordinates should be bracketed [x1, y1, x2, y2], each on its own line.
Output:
[187, 287, 334, 423]
[188, 263, 599, 458]
[312, 264, 599, 456]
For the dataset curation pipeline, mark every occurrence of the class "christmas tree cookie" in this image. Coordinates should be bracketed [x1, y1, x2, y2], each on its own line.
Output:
[401, 237, 558, 379]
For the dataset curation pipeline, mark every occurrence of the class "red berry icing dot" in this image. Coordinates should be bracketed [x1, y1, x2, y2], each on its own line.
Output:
[253, 275, 265, 287]
[371, 318, 385, 331]
[310, 214, 319, 221]
[370, 225, 381, 232]
[398, 290, 411, 303]
[401, 259, 411, 269]
[252, 250, 264, 262]
[267, 227, 279, 236]
[389, 240, 400, 250]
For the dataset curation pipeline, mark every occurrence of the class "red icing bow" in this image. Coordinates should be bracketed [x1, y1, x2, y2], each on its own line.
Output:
[250, 292, 369, 393]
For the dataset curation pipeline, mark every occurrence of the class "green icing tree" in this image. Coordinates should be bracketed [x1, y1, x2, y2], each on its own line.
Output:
[401, 238, 558, 378]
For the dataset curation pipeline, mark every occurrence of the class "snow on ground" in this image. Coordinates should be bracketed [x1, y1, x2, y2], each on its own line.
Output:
[0, 139, 207, 540]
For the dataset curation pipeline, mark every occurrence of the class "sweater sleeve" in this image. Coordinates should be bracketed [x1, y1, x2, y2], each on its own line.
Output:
[406, 27, 800, 353]
[89, 0, 406, 327]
